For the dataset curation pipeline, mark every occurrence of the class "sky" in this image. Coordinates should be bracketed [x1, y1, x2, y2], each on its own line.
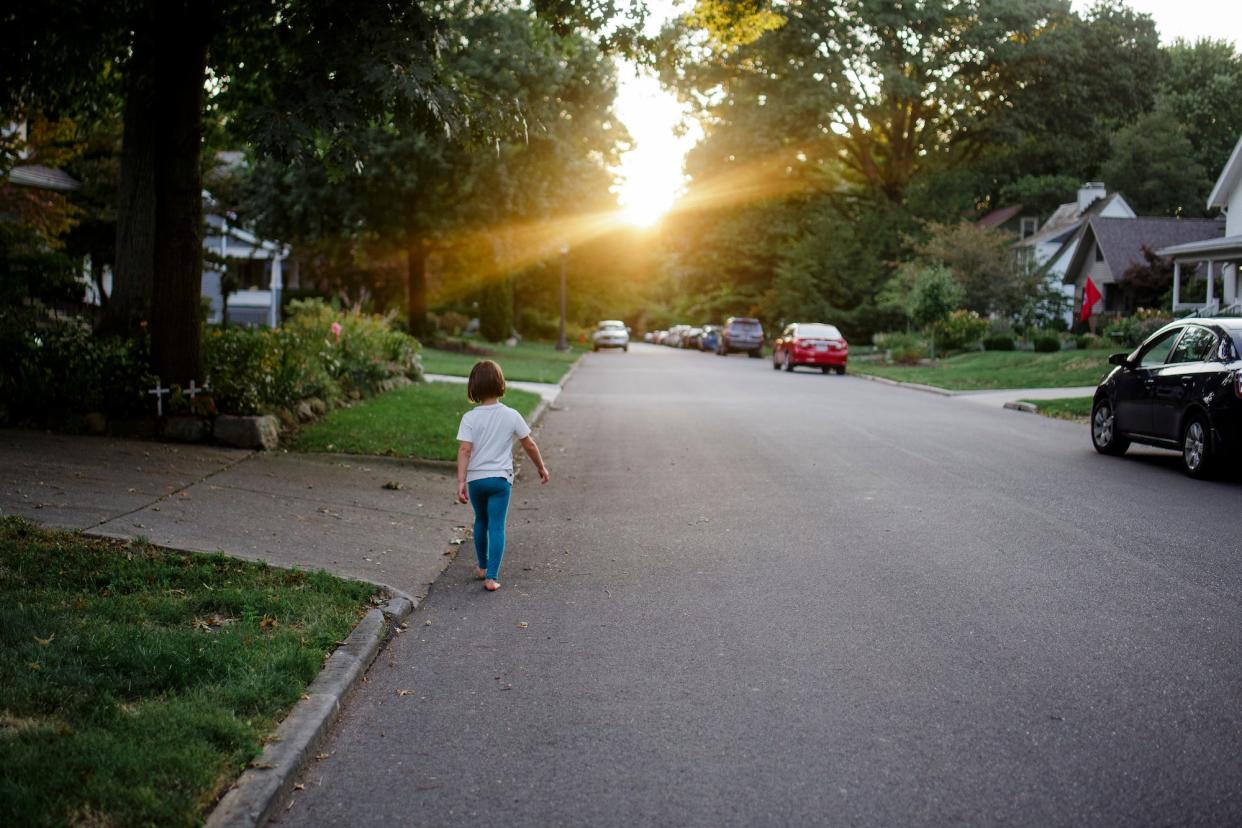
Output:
[612, 0, 1242, 226]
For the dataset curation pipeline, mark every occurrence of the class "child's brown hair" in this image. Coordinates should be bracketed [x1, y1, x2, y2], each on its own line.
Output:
[467, 360, 506, 403]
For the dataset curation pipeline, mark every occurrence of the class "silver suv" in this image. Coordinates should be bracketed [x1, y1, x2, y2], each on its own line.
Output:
[716, 317, 765, 358]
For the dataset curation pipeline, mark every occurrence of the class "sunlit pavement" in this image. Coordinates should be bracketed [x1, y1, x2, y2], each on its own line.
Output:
[280, 342, 1242, 827]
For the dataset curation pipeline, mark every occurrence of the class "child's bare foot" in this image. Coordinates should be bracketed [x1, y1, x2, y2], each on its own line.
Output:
[475, 567, 487, 580]
[483, 579, 501, 591]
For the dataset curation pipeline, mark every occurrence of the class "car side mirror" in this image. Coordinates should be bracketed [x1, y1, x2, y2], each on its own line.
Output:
[1108, 352, 1132, 368]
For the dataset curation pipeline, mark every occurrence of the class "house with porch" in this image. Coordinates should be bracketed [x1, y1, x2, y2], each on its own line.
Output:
[1157, 133, 1242, 316]
[1064, 216, 1225, 318]
[201, 213, 294, 328]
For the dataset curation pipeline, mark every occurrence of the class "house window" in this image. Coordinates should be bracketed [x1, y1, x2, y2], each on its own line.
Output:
[1095, 246, 1104, 263]
[1019, 217, 1038, 239]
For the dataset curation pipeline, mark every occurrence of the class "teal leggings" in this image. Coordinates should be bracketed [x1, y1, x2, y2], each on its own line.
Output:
[467, 477, 512, 580]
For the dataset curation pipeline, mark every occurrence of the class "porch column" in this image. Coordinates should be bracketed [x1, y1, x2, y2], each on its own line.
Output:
[268, 255, 283, 328]
[1225, 262, 1238, 307]
[1206, 260, 1215, 309]
[1172, 260, 1181, 310]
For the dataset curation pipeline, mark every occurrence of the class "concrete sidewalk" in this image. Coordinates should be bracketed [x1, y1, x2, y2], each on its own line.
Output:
[0, 429, 466, 602]
[953, 386, 1096, 408]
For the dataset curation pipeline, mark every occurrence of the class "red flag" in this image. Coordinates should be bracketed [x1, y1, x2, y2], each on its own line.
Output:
[1081, 277, 1102, 322]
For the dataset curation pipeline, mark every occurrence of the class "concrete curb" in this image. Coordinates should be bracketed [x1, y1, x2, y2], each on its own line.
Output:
[204, 588, 415, 828]
[851, 372, 957, 397]
[1003, 401, 1040, 414]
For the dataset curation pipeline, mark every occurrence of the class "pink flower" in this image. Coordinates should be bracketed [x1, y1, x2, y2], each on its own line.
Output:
[331, 322, 343, 340]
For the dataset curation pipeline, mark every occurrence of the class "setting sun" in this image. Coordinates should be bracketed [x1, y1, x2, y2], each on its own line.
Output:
[613, 70, 696, 227]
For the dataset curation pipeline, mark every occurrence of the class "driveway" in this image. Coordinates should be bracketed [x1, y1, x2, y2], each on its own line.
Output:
[281, 343, 1242, 826]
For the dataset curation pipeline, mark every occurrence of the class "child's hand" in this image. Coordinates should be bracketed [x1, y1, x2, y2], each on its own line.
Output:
[456, 481, 468, 504]
[538, 465, 550, 485]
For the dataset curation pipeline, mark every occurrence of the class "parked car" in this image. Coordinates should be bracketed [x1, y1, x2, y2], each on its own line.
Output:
[665, 325, 689, 348]
[699, 325, 720, 352]
[772, 322, 849, 374]
[683, 327, 704, 349]
[717, 317, 765, 358]
[592, 320, 629, 352]
[1091, 317, 1242, 478]
[643, 331, 656, 343]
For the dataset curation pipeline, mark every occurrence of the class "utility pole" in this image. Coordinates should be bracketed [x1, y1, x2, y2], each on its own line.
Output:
[556, 243, 569, 351]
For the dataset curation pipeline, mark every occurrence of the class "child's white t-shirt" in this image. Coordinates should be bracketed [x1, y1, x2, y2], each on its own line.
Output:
[456, 403, 532, 483]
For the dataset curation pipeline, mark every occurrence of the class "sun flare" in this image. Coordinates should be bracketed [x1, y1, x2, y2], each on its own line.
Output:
[613, 70, 696, 228]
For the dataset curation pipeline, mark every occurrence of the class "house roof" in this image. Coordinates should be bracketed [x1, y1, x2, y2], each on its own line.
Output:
[7, 164, 80, 192]
[1208, 133, 1242, 210]
[975, 204, 1022, 230]
[1062, 216, 1227, 284]
[1157, 234, 1242, 261]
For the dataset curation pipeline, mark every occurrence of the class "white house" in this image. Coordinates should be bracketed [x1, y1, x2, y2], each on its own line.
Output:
[201, 213, 292, 328]
[1157, 133, 1242, 316]
[1013, 182, 1136, 324]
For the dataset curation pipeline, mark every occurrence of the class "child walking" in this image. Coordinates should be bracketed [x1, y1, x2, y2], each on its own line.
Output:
[455, 360, 550, 591]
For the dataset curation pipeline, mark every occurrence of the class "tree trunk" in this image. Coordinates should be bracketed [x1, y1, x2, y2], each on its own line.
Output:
[407, 242, 429, 341]
[102, 24, 158, 335]
[149, 3, 210, 387]
[104, 2, 210, 387]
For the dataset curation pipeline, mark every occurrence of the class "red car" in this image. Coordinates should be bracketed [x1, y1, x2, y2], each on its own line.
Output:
[772, 322, 849, 374]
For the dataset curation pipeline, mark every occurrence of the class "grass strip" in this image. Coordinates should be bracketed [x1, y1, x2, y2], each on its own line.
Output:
[854, 349, 1113, 391]
[0, 518, 374, 827]
[421, 340, 582, 383]
[293, 381, 542, 461]
[1021, 396, 1093, 421]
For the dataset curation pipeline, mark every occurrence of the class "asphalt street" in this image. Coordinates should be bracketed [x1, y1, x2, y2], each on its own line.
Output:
[280, 344, 1242, 827]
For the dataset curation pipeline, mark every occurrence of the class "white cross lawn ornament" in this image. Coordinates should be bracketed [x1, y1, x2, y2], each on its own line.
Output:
[148, 378, 170, 417]
[186, 379, 203, 399]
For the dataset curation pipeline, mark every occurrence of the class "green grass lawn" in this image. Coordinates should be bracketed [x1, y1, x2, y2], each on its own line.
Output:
[854, 349, 1114, 391]
[0, 517, 373, 827]
[421, 340, 583, 383]
[293, 381, 542, 461]
[1021, 396, 1093, 421]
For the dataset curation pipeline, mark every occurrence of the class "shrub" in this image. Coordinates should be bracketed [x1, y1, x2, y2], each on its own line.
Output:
[0, 308, 154, 424]
[203, 299, 422, 416]
[479, 279, 513, 342]
[1032, 334, 1062, 352]
[437, 311, 470, 337]
[517, 307, 559, 340]
[932, 309, 989, 352]
[874, 331, 926, 365]
[983, 334, 1016, 351]
[1102, 310, 1174, 347]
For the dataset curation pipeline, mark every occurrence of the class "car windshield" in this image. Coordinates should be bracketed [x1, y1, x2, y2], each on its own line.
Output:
[730, 319, 762, 331]
[795, 324, 841, 339]
[598, 322, 624, 330]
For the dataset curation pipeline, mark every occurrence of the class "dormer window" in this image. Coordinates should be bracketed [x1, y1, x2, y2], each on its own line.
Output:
[1019, 217, 1038, 239]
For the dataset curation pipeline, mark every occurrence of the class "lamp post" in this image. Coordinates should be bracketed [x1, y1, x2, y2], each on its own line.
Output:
[556, 243, 569, 352]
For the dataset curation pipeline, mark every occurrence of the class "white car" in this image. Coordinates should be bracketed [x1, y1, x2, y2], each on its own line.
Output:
[592, 320, 630, 352]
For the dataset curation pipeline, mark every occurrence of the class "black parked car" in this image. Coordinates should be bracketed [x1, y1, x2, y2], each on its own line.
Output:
[1091, 318, 1242, 478]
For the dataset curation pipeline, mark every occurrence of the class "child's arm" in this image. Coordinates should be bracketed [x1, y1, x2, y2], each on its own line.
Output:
[519, 435, 550, 484]
[456, 441, 472, 503]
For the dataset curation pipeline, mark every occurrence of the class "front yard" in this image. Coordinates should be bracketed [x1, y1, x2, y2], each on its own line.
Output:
[854, 349, 1114, 391]
[0, 518, 374, 827]
[293, 381, 542, 461]
[421, 340, 582, 384]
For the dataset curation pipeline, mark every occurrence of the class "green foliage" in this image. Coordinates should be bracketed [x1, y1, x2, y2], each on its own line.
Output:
[1033, 334, 1063, 353]
[1102, 104, 1209, 216]
[479, 278, 514, 343]
[933, 310, 989, 352]
[908, 266, 965, 331]
[0, 308, 154, 424]
[1101, 310, 1174, 348]
[1159, 39, 1242, 184]
[983, 334, 1016, 351]
[0, 517, 371, 827]
[873, 331, 927, 366]
[203, 299, 422, 415]
[293, 382, 541, 461]
[907, 221, 1040, 317]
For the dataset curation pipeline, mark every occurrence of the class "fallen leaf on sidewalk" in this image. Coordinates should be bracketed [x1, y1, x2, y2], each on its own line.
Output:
[397, 689, 416, 697]
[293, 783, 305, 792]
[315, 753, 331, 761]
[382, 481, 403, 490]
[516, 622, 528, 629]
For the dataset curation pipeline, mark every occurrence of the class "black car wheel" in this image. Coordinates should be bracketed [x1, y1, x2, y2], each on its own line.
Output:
[835, 365, 846, 375]
[783, 352, 793, 372]
[1181, 415, 1216, 478]
[772, 355, 781, 370]
[821, 366, 831, 374]
[1091, 399, 1129, 456]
